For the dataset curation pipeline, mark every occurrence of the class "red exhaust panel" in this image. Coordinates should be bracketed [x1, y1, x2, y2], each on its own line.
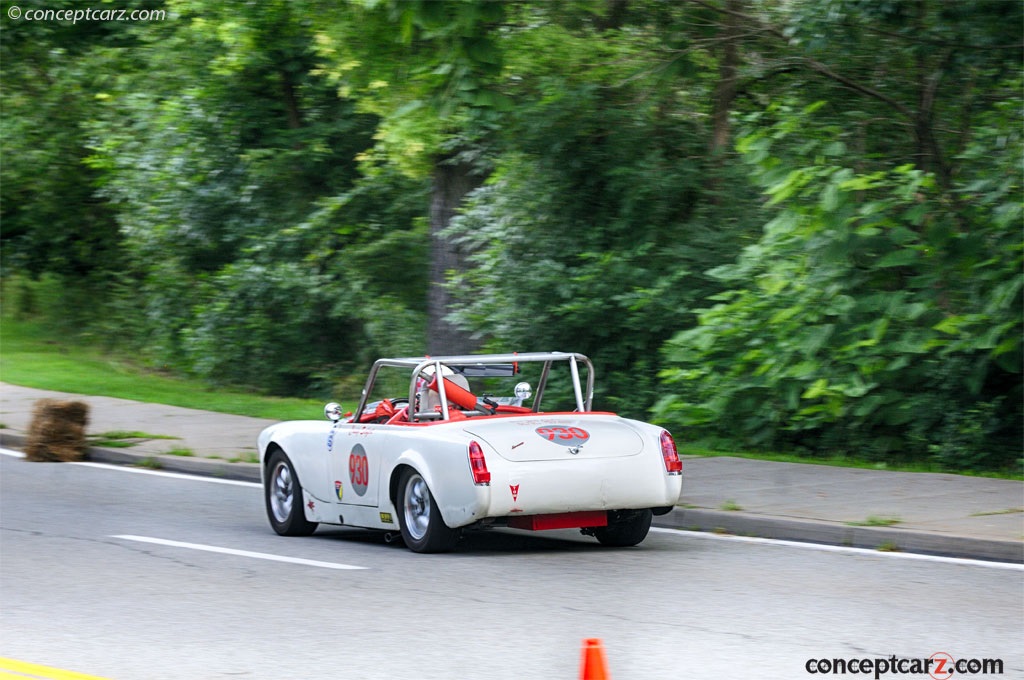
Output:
[660, 431, 682, 475]
[508, 511, 608, 531]
[468, 440, 491, 485]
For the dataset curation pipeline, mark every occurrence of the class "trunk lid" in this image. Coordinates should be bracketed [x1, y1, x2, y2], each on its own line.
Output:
[464, 415, 644, 462]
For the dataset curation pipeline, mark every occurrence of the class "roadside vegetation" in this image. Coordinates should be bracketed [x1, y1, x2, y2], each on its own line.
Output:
[87, 431, 180, 448]
[1, 313, 332, 421]
[1, 1, 1019, 474]
[4, 308, 1019, 479]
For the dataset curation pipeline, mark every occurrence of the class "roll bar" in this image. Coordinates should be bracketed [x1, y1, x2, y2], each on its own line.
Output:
[352, 352, 595, 423]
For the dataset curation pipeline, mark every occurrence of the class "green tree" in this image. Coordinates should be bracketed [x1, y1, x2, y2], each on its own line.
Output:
[309, 0, 512, 355]
[651, 0, 1022, 469]
[4, 0, 1019, 462]
[0, 0, 145, 314]
[83, 0, 427, 391]
[656, 100, 1022, 469]
[445, 1, 764, 415]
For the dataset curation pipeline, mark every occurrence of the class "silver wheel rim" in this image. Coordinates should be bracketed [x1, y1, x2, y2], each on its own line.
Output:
[402, 474, 431, 541]
[270, 461, 294, 524]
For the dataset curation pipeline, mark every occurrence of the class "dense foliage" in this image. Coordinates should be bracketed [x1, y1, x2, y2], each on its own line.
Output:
[1, 0, 1019, 469]
[657, 101, 1022, 469]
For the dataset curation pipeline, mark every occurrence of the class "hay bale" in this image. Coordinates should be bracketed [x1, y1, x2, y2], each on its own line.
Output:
[25, 399, 90, 462]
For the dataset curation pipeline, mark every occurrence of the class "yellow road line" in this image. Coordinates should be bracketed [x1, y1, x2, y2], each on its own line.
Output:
[0, 658, 112, 680]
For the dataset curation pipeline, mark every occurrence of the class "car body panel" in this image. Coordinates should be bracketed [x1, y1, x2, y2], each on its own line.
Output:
[464, 414, 645, 462]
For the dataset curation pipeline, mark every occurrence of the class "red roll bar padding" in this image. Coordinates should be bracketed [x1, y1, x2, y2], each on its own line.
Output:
[427, 374, 480, 412]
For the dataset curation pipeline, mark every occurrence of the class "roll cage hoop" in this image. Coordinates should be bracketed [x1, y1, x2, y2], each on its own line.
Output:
[353, 352, 595, 423]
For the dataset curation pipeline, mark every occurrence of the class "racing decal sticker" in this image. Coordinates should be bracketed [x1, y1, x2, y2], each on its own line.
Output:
[535, 426, 590, 447]
[349, 444, 369, 497]
[510, 484, 520, 502]
[307, 500, 316, 511]
[380, 512, 393, 524]
[335, 480, 344, 501]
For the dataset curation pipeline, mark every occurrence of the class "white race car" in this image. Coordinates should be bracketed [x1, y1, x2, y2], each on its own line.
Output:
[258, 352, 683, 552]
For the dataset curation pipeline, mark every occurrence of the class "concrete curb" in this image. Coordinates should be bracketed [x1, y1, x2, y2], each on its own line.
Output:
[656, 507, 1024, 564]
[2, 432, 1020, 563]
[89, 447, 263, 483]
[0, 432, 262, 483]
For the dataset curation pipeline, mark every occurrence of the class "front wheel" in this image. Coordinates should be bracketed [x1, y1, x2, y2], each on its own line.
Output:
[593, 509, 652, 547]
[396, 468, 457, 553]
[265, 449, 318, 536]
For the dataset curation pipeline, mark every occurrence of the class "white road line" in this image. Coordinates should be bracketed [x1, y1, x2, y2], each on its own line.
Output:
[7, 447, 1018, 570]
[649, 527, 1024, 571]
[73, 462, 261, 487]
[112, 535, 368, 571]
[0, 448, 260, 487]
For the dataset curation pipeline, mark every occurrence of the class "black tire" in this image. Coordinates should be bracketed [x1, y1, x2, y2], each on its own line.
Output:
[593, 509, 653, 547]
[265, 448, 318, 536]
[396, 468, 457, 553]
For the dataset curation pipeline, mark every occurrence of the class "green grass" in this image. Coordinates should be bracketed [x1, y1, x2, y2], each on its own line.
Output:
[969, 507, 1023, 517]
[846, 515, 902, 527]
[88, 431, 180, 448]
[1, 316, 338, 420]
[87, 438, 136, 449]
[720, 499, 744, 512]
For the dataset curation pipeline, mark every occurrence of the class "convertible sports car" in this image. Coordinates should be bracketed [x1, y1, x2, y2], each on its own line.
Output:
[258, 352, 683, 553]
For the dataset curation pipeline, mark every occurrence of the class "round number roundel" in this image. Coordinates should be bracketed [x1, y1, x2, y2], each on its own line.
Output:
[535, 426, 589, 447]
[349, 444, 369, 496]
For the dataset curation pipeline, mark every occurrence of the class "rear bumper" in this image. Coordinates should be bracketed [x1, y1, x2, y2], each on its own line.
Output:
[480, 456, 681, 521]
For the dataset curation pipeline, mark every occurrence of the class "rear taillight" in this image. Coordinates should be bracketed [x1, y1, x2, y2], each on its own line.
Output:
[468, 440, 491, 485]
[660, 431, 682, 475]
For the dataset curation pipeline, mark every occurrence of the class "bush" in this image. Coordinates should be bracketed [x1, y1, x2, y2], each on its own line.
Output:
[655, 104, 1022, 471]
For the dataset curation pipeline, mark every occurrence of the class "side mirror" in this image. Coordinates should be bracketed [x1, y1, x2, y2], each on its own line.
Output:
[514, 382, 532, 403]
[324, 402, 344, 422]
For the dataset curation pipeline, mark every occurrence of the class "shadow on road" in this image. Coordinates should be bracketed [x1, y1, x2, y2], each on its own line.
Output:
[308, 525, 680, 556]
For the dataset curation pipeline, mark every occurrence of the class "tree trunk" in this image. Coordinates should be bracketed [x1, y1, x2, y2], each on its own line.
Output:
[279, 70, 303, 131]
[595, 0, 628, 32]
[426, 158, 482, 356]
[710, 0, 742, 155]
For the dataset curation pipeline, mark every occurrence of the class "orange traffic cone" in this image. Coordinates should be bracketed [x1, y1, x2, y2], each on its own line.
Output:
[579, 638, 611, 680]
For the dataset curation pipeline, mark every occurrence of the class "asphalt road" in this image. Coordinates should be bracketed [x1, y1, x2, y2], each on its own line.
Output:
[1, 452, 1021, 680]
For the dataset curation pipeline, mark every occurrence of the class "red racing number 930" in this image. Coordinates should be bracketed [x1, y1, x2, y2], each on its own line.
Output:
[536, 426, 589, 445]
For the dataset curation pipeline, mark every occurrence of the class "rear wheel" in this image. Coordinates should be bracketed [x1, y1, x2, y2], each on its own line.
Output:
[265, 449, 318, 536]
[593, 509, 652, 547]
[396, 468, 457, 553]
